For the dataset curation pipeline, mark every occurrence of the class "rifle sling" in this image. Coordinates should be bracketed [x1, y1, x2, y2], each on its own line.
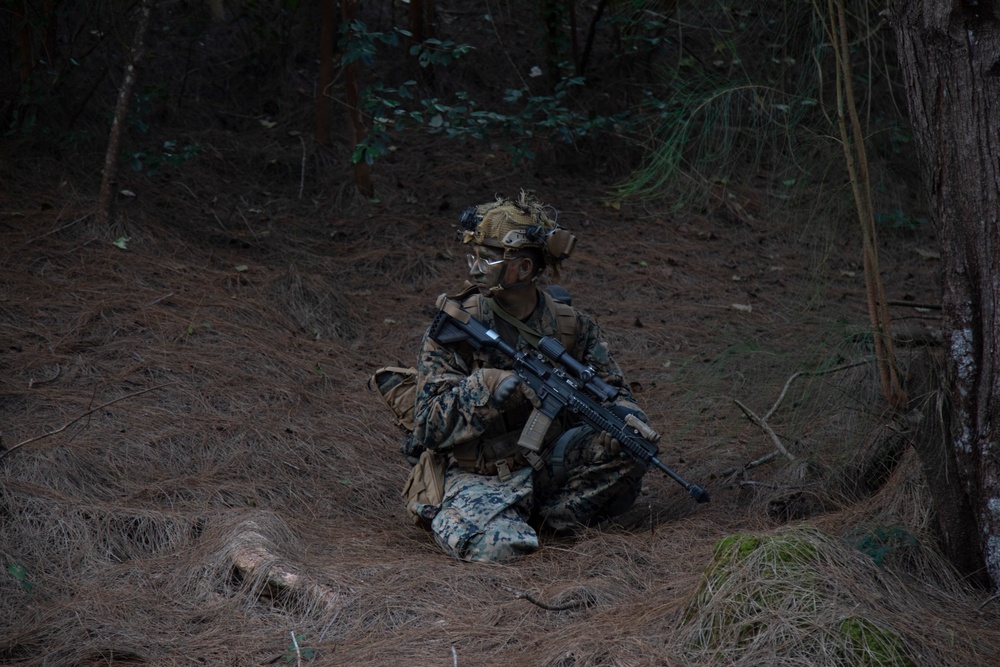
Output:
[485, 297, 542, 348]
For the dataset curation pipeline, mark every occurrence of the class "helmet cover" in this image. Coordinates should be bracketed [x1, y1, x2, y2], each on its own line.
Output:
[460, 192, 576, 275]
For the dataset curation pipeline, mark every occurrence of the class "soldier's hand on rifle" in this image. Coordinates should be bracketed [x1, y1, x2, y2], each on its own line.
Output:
[491, 372, 520, 406]
[484, 370, 542, 409]
[595, 431, 623, 456]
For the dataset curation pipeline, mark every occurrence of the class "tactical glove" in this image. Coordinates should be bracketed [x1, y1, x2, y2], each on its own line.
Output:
[483, 370, 542, 409]
[596, 404, 649, 456]
[595, 431, 622, 456]
[491, 372, 520, 405]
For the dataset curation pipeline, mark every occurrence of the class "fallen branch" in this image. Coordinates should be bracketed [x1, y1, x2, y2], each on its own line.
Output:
[722, 449, 781, 481]
[0, 383, 175, 460]
[738, 480, 819, 492]
[512, 590, 584, 611]
[229, 522, 343, 612]
[734, 398, 796, 462]
[289, 631, 303, 667]
[734, 360, 870, 465]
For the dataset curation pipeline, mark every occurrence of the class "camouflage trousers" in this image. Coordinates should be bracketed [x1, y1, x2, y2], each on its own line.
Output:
[430, 427, 646, 562]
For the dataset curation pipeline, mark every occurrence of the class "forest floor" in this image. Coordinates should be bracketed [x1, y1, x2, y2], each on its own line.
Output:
[3, 74, 1000, 666]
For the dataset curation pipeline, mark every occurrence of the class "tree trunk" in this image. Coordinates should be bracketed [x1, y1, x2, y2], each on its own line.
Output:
[579, 0, 608, 78]
[316, 0, 337, 145]
[908, 348, 988, 586]
[890, 0, 1000, 589]
[407, 0, 436, 84]
[341, 0, 373, 198]
[12, 0, 36, 83]
[97, 0, 155, 229]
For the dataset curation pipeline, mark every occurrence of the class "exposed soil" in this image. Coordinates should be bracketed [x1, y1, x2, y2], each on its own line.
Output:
[3, 3, 1000, 666]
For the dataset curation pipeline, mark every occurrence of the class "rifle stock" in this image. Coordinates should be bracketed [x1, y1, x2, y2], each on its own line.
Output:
[429, 302, 710, 503]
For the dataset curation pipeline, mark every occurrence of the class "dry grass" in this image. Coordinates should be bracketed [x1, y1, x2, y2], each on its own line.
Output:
[2, 169, 996, 666]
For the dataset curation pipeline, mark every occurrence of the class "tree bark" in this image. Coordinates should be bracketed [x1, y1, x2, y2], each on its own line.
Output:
[12, 0, 34, 82]
[890, 0, 1000, 589]
[341, 0, 373, 198]
[407, 0, 436, 84]
[908, 348, 988, 586]
[97, 0, 155, 229]
[579, 0, 608, 78]
[316, 0, 337, 145]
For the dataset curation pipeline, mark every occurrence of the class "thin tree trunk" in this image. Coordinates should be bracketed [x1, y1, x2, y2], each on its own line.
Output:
[341, 0, 373, 197]
[407, 0, 435, 83]
[42, 0, 59, 68]
[568, 0, 579, 75]
[579, 0, 608, 78]
[316, 0, 336, 145]
[12, 0, 36, 83]
[97, 0, 155, 229]
[408, 0, 426, 46]
[826, 0, 908, 411]
[890, 0, 1000, 589]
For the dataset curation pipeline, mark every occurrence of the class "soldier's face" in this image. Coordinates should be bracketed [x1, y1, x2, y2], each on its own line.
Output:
[468, 246, 508, 291]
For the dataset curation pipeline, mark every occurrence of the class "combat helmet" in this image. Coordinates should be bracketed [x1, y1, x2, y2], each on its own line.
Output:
[459, 192, 577, 277]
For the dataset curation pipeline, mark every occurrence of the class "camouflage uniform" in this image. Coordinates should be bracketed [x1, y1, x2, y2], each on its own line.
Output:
[412, 288, 648, 562]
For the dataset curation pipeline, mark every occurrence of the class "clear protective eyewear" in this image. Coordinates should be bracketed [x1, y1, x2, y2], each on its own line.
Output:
[467, 254, 507, 272]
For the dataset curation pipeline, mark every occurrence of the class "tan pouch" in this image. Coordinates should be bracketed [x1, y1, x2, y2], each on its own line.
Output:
[402, 449, 447, 526]
[368, 366, 417, 432]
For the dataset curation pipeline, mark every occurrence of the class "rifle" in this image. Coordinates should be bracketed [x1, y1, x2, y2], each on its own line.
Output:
[429, 300, 710, 503]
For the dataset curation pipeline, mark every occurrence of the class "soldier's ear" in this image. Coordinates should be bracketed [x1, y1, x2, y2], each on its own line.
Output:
[518, 256, 537, 280]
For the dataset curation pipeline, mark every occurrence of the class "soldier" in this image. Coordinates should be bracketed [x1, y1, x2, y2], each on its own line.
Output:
[408, 192, 649, 562]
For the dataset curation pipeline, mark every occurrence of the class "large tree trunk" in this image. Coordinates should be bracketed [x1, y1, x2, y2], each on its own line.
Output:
[890, 0, 1000, 589]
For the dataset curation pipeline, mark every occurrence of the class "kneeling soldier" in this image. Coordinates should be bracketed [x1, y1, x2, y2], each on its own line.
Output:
[409, 192, 649, 562]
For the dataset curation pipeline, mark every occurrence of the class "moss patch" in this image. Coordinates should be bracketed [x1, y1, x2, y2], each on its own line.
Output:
[838, 616, 916, 667]
[680, 528, 917, 666]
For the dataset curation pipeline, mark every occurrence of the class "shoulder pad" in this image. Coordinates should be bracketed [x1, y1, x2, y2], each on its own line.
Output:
[540, 290, 580, 354]
[446, 281, 479, 301]
[435, 290, 483, 320]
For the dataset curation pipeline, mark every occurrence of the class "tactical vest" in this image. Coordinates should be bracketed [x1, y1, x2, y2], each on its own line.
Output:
[436, 286, 581, 478]
[439, 286, 580, 370]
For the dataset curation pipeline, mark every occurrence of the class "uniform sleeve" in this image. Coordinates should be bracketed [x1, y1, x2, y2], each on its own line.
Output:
[575, 313, 648, 421]
[411, 326, 503, 453]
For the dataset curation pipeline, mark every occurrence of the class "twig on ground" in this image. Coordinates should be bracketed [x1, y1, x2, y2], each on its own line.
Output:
[739, 480, 819, 492]
[0, 383, 175, 460]
[735, 360, 870, 464]
[722, 449, 781, 481]
[290, 630, 302, 667]
[979, 594, 1000, 610]
[739, 480, 782, 490]
[299, 135, 306, 199]
[451, 645, 458, 667]
[734, 398, 796, 462]
[27, 214, 92, 243]
[512, 590, 584, 611]
[28, 364, 61, 389]
[887, 300, 941, 310]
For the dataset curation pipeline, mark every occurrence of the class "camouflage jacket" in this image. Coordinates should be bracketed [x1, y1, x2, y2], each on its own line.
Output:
[412, 286, 643, 462]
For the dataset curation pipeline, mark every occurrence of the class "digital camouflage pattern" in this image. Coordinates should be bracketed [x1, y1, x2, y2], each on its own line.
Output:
[413, 288, 648, 562]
